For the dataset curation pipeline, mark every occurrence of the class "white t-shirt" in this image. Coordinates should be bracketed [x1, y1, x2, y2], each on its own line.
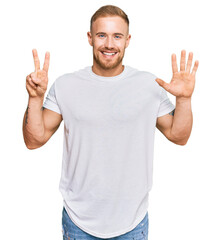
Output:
[43, 65, 175, 238]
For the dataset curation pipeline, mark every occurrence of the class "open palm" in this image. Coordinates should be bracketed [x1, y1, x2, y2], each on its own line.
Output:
[155, 50, 199, 98]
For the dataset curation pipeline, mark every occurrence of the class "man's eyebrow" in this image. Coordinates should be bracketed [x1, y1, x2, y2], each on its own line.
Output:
[113, 33, 124, 36]
[95, 32, 124, 36]
[96, 32, 106, 35]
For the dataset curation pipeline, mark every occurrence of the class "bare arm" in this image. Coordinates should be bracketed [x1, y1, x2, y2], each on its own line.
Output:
[157, 98, 192, 145]
[155, 50, 199, 145]
[23, 97, 62, 149]
[22, 49, 62, 149]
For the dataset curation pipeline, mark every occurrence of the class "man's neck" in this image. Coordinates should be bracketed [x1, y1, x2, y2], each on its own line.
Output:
[92, 64, 124, 77]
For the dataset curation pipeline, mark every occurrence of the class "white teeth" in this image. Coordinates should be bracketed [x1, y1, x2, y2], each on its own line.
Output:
[102, 52, 116, 56]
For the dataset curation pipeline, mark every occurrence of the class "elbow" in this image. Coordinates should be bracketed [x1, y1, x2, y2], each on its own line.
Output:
[26, 144, 40, 150]
[169, 139, 187, 146]
[23, 137, 45, 150]
[177, 140, 188, 146]
[169, 132, 189, 146]
[23, 128, 46, 150]
[170, 138, 188, 146]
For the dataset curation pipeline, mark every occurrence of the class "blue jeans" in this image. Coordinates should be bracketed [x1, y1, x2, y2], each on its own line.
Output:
[62, 207, 148, 240]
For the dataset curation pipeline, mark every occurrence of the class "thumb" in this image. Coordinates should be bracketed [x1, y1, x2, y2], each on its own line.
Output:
[155, 78, 170, 91]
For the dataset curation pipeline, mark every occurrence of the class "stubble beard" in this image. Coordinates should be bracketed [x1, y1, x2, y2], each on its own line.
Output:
[93, 47, 126, 70]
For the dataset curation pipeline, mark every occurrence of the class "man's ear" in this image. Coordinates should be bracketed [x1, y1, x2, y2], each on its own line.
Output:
[125, 34, 131, 48]
[87, 31, 93, 46]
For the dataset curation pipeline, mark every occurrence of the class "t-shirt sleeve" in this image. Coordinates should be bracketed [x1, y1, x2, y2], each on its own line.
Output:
[43, 81, 61, 115]
[157, 87, 175, 117]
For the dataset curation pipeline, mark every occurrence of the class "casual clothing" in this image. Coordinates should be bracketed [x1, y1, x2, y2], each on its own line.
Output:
[62, 207, 148, 240]
[43, 65, 175, 238]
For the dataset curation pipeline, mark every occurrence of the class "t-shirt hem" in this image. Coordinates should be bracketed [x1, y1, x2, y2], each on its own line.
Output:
[63, 202, 148, 238]
[43, 102, 61, 115]
[157, 105, 175, 117]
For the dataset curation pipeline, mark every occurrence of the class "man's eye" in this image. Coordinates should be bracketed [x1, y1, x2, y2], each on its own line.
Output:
[115, 36, 121, 39]
[99, 34, 105, 38]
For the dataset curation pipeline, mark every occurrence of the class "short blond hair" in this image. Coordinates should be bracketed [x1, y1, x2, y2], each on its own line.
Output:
[90, 5, 129, 32]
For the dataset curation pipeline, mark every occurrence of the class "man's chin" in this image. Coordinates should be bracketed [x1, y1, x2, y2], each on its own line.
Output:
[94, 57, 122, 70]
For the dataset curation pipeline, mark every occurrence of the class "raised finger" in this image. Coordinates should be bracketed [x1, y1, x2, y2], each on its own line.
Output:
[32, 49, 40, 72]
[180, 50, 186, 71]
[171, 54, 178, 73]
[186, 52, 193, 73]
[43, 51, 50, 73]
[191, 60, 199, 76]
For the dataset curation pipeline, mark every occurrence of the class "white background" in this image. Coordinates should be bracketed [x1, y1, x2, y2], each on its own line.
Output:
[0, 0, 220, 239]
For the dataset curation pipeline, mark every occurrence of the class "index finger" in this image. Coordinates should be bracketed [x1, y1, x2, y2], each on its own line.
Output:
[43, 51, 50, 73]
[32, 49, 40, 72]
[191, 60, 199, 76]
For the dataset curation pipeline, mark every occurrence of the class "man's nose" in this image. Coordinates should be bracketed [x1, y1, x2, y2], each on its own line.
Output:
[104, 36, 114, 49]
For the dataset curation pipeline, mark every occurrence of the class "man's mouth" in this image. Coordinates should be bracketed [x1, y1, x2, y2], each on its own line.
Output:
[101, 51, 118, 56]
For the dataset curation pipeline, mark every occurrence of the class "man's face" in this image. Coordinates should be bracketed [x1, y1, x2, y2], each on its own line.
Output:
[87, 16, 131, 71]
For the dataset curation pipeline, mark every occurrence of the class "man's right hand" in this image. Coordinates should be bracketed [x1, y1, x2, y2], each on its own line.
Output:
[23, 49, 62, 149]
[26, 49, 50, 98]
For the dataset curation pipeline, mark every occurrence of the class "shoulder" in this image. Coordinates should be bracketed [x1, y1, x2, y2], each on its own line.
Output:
[126, 65, 157, 81]
[127, 66, 161, 91]
[55, 66, 91, 85]
[54, 68, 87, 88]
[55, 72, 77, 84]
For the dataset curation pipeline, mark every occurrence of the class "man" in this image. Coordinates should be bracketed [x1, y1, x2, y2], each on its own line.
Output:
[23, 5, 199, 240]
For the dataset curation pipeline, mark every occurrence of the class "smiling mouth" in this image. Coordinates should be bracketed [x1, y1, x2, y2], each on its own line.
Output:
[101, 51, 118, 56]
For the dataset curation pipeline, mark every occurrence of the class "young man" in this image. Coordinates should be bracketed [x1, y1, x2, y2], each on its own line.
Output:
[23, 5, 199, 240]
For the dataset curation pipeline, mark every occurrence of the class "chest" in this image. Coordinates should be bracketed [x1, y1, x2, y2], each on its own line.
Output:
[59, 80, 159, 126]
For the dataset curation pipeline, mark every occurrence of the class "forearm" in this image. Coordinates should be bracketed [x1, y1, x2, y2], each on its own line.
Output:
[170, 97, 193, 144]
[23, 97, 45, 149]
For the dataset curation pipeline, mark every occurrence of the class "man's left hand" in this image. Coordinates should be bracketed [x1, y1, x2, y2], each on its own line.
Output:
[155, 50, 199, 99]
